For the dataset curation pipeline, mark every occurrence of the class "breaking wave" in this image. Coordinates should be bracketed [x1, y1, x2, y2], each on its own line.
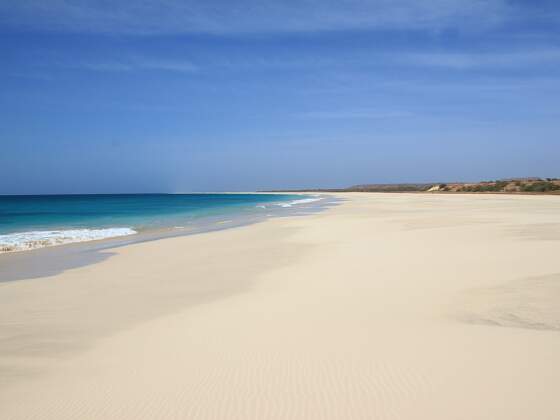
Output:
[0, 228, 137, 253]
[257, 196, 323, 209]
[275, 197, 323, 208]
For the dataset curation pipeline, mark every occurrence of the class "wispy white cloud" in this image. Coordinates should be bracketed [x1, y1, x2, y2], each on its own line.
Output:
[298, 109, 412, 120]
[139, 59, 198, 72]
[40, 46, 560, 79]
[0, 0, 512, 35]
[400, 49, 560, 69]
[24, 44, 560, 80]
[65, 57, 198, 73]
[206, 47, 560, 74]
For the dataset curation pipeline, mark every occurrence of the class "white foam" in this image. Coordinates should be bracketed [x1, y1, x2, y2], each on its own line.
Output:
[0, 228, 137, 253]
[276, 197, 323, 208]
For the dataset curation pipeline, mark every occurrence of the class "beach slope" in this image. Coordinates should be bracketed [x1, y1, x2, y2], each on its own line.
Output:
[1, 193, 560, 419]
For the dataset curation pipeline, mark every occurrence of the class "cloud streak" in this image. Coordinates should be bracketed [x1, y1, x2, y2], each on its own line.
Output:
[65, 57, 198, 73]
[298, 109, 413, 120]
[0, 0, 512, 35]
[401, 49, 560, 69]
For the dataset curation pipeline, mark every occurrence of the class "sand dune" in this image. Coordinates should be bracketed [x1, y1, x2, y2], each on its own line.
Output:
[457, 273, 560, 331]
[1, 193, 560, 419]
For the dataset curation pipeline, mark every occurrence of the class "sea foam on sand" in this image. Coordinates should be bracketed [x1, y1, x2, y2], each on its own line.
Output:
[0, 227, 137, 253]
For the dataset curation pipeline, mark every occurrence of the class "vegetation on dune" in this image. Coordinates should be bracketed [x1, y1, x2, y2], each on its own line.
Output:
[520, 181, 560, 192]
[438, 178, 560, 194]
[265, 178, 560, 194]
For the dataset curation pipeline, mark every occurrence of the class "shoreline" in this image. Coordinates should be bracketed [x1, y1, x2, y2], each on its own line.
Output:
[1, 192, 560, 419]
[0, 194, 338, 282]
[270, 190, 560, 196]
[0, 192, 329, 255]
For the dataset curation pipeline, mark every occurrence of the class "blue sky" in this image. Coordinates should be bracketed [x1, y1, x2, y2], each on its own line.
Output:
[1, 0, 559, 193]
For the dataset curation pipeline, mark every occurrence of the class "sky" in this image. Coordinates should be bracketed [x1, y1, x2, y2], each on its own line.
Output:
[1, 0, 559, 193]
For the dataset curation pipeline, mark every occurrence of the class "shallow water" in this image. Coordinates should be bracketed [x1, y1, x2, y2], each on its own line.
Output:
[0, 193, 322, 253]
[0, 194, 339, 282]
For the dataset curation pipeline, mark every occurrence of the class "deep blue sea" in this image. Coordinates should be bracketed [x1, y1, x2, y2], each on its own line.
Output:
[0, 194, 322, 252]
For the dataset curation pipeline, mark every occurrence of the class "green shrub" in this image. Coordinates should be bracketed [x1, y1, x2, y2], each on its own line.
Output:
[521, 182, 560, 192]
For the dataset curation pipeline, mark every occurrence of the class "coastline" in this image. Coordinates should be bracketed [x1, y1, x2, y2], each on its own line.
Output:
[1, 192, 560, 419]
[0, 193, 337, 282]
[0, 193, 329, 255]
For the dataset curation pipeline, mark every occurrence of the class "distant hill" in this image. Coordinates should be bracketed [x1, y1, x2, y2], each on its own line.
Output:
[339, 183, 432, 192]
[267, 178, 560, 194]
[429, 178, 560, 194]
[265, 184, 431, 193]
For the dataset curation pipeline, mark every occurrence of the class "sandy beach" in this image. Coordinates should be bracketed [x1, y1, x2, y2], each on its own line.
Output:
[1, 193, 560, 419]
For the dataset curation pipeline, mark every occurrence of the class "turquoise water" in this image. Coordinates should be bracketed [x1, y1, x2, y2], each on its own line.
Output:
[0, 194, 320, 252]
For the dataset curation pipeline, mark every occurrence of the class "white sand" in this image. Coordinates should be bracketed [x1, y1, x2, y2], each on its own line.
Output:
[1, 193, 560, 419]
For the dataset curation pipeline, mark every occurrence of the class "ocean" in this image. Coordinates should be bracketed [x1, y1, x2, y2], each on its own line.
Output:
[0, 193, 324, 253]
